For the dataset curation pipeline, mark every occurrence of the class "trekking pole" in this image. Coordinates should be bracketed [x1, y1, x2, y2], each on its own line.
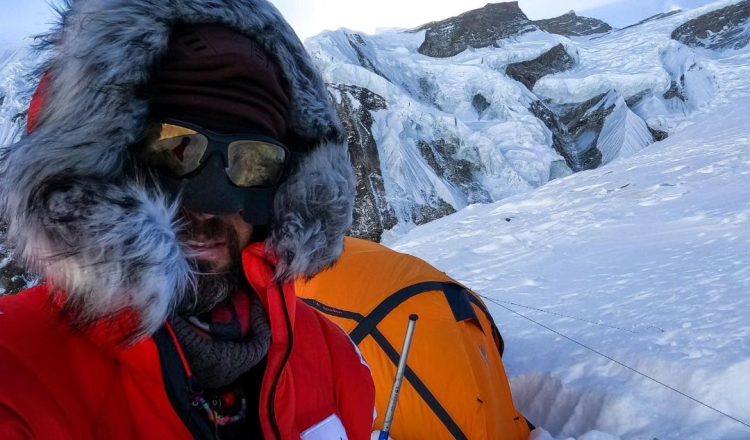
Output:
[378, 314, 419, 440]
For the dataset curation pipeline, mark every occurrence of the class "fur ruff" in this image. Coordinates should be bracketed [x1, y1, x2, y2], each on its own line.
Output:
[0, 0, 354, 339]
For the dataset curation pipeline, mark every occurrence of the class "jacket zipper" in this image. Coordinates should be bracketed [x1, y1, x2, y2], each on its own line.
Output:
[165, 322, 194, 376]
[268, 286, 294, 440]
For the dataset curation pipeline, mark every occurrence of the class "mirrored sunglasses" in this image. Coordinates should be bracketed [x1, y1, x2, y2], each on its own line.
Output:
[139, 121, 290, 188]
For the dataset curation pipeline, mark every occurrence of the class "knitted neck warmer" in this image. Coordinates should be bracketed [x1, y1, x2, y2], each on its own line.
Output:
[171, 289, 271, 389]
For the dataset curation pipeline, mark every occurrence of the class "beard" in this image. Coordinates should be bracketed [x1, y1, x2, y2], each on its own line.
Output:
[177, 213, 245, 317]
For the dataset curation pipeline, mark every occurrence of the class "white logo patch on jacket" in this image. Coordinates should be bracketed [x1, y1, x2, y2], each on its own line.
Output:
[300, 414, 348, 440]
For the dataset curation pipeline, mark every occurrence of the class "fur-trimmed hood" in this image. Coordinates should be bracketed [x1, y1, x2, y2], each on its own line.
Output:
[0, 0, 355, 339]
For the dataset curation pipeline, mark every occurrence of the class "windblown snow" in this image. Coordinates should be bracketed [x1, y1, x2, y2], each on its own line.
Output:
[389, 2, 750, 438]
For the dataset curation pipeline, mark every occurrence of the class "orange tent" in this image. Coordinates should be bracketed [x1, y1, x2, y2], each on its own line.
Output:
[297, 237, 531, 440]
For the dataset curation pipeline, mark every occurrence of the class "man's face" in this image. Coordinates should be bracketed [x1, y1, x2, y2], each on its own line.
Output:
[181, 210, 254, 273]
[178, 210, 254, 315]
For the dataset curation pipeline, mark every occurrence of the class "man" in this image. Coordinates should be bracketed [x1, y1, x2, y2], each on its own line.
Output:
[0, 0, 375, 439]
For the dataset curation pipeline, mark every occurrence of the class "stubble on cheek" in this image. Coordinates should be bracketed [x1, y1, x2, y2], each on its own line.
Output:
[177, 216, 246, 316]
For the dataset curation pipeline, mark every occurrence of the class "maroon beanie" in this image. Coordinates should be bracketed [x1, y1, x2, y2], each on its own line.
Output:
[150, 23, 291, 140]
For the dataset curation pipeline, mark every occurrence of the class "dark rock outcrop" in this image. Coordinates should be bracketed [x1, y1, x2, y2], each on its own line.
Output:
[0, 259, 29, 295]
[529, 100, 577, 170]
[416, 2, 534, 58]
[530, 92, 653, 172]
[533, 11, 612, 36]
[556, 93, 622, 170]
[414, 3, 612, 58]
[663, 77, 687, 101]
[330, 84, 398, 242]
[625, 90, 670, 142]
[648, 126, 669, 141]
[347, 33, 390, 80]
[619, 10, 682, 32]
[417, 138, 492, 206]
[332, 81, 494, 236]
[505, 43, 575, 90]
[411, 199, 456, 226]
[625, 89, 652, 108]
[672, 1, 750, 50]
[472, 93, 490, 117]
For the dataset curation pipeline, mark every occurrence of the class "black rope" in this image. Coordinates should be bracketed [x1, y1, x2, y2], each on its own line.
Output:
[482, 296, 750, 431]
[481, 296, 655, 334]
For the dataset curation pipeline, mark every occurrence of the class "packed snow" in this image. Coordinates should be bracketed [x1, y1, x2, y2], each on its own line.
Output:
[389, 18, 750, 438]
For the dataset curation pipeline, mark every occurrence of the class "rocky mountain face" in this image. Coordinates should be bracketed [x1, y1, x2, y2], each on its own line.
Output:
[672, 0, 750, 50]
[330, 84, 398, 241]
[326, 68, 501, 240]
[308, 1, 744, 242]
[505, 43, 575, 90]
[416, 2, 534, 58]
[533, 11, 612, 36]
[618, 10, 683, 33]
[415, 2, 613, 58]
[529, 90, 661, 171]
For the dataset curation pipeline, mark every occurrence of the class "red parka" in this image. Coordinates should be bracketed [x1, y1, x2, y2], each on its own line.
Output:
[0, 243, 376, 439]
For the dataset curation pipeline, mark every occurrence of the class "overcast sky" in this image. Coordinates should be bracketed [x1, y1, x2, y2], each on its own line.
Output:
[0, 0, 719, 47]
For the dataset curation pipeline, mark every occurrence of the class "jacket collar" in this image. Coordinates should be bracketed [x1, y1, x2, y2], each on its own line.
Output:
[241, 242, 297, 340]
[51, 241, 297, 350]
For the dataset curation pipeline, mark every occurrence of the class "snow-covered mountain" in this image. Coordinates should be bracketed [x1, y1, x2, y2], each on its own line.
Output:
[672, 0, 750, 50]
[391, 32, 750, 440]
[307, 0, 749, 242]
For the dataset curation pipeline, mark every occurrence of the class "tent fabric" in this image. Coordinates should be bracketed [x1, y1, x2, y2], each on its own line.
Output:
[296, 237, 531, 440]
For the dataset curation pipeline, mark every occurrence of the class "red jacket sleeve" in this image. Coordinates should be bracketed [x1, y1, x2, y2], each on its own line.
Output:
[0, 289, 76, 439]
[0, 403, 34, 440]
[326, 322, 377, 440]
[0, 348, 74, 439]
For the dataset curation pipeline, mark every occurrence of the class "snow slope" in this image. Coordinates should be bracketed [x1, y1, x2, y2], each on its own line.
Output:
[389, 55, 750, 440]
